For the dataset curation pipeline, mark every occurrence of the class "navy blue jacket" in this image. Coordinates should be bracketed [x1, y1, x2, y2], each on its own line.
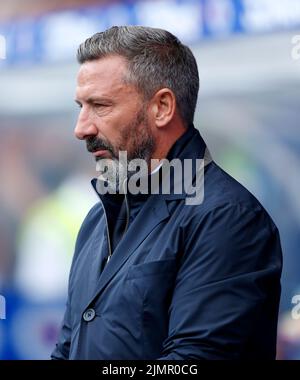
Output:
[52, 126, 282, 360]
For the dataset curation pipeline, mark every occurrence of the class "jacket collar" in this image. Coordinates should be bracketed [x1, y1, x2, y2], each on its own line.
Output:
[162, 124, 210, 200]
[166, 123, 206, 162]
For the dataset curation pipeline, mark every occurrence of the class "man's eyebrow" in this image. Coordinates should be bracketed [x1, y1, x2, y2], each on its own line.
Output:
[75, 97, 113, 105]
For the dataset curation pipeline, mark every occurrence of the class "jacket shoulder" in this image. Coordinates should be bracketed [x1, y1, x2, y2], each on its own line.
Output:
[181, 162, 279, 236]
[202, 162, 273, 217]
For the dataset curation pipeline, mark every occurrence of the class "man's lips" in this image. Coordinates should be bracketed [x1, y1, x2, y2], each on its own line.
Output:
[92, 149, 112, 158]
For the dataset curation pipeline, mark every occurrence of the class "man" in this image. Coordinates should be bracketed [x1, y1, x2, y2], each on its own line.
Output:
[51, 26, 282, 360]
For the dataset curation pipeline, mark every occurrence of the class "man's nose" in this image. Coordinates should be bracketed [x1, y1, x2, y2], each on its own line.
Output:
[74, 108, 98, 140]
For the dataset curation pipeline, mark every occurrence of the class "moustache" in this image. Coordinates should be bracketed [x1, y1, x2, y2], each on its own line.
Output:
[86, 137, 114, 155]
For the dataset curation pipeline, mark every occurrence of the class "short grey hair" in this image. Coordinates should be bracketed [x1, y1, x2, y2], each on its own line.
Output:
[77, 26, 199, 127]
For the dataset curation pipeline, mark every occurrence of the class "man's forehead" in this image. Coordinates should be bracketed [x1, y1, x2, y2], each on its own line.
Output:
[77, 56, 128, 85]
[75, 56, 134, 101]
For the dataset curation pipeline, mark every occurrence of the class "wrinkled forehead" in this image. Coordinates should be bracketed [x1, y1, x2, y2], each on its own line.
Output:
[76, 56, 131, 99]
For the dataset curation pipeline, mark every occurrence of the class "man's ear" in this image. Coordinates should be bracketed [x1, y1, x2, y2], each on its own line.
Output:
[150, 88, 176, 128]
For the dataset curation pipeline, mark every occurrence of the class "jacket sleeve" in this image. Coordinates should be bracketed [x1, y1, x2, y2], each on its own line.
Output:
[157, 202, 282, 360]
[51, 298, 72, 360]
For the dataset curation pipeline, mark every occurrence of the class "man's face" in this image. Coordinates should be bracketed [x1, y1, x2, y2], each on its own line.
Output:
[74, 55, 156, 167]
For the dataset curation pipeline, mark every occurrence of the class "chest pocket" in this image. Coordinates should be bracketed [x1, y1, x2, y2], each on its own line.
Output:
[125, 259, 178, 358]
[125, 259, 178, 307]
[126, 258, 177, 280]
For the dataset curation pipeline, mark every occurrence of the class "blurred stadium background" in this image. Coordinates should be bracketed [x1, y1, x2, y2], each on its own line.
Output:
[0, 0, 300, 359]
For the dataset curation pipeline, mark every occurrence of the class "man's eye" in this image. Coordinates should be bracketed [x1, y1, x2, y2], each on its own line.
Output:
[76, 103, 82, 109]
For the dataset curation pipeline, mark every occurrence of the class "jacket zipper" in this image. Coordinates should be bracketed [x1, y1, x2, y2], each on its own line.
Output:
[97, 196, 112, 263]
[96, 178, 130, 264]
[122, 178, 130, 239]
